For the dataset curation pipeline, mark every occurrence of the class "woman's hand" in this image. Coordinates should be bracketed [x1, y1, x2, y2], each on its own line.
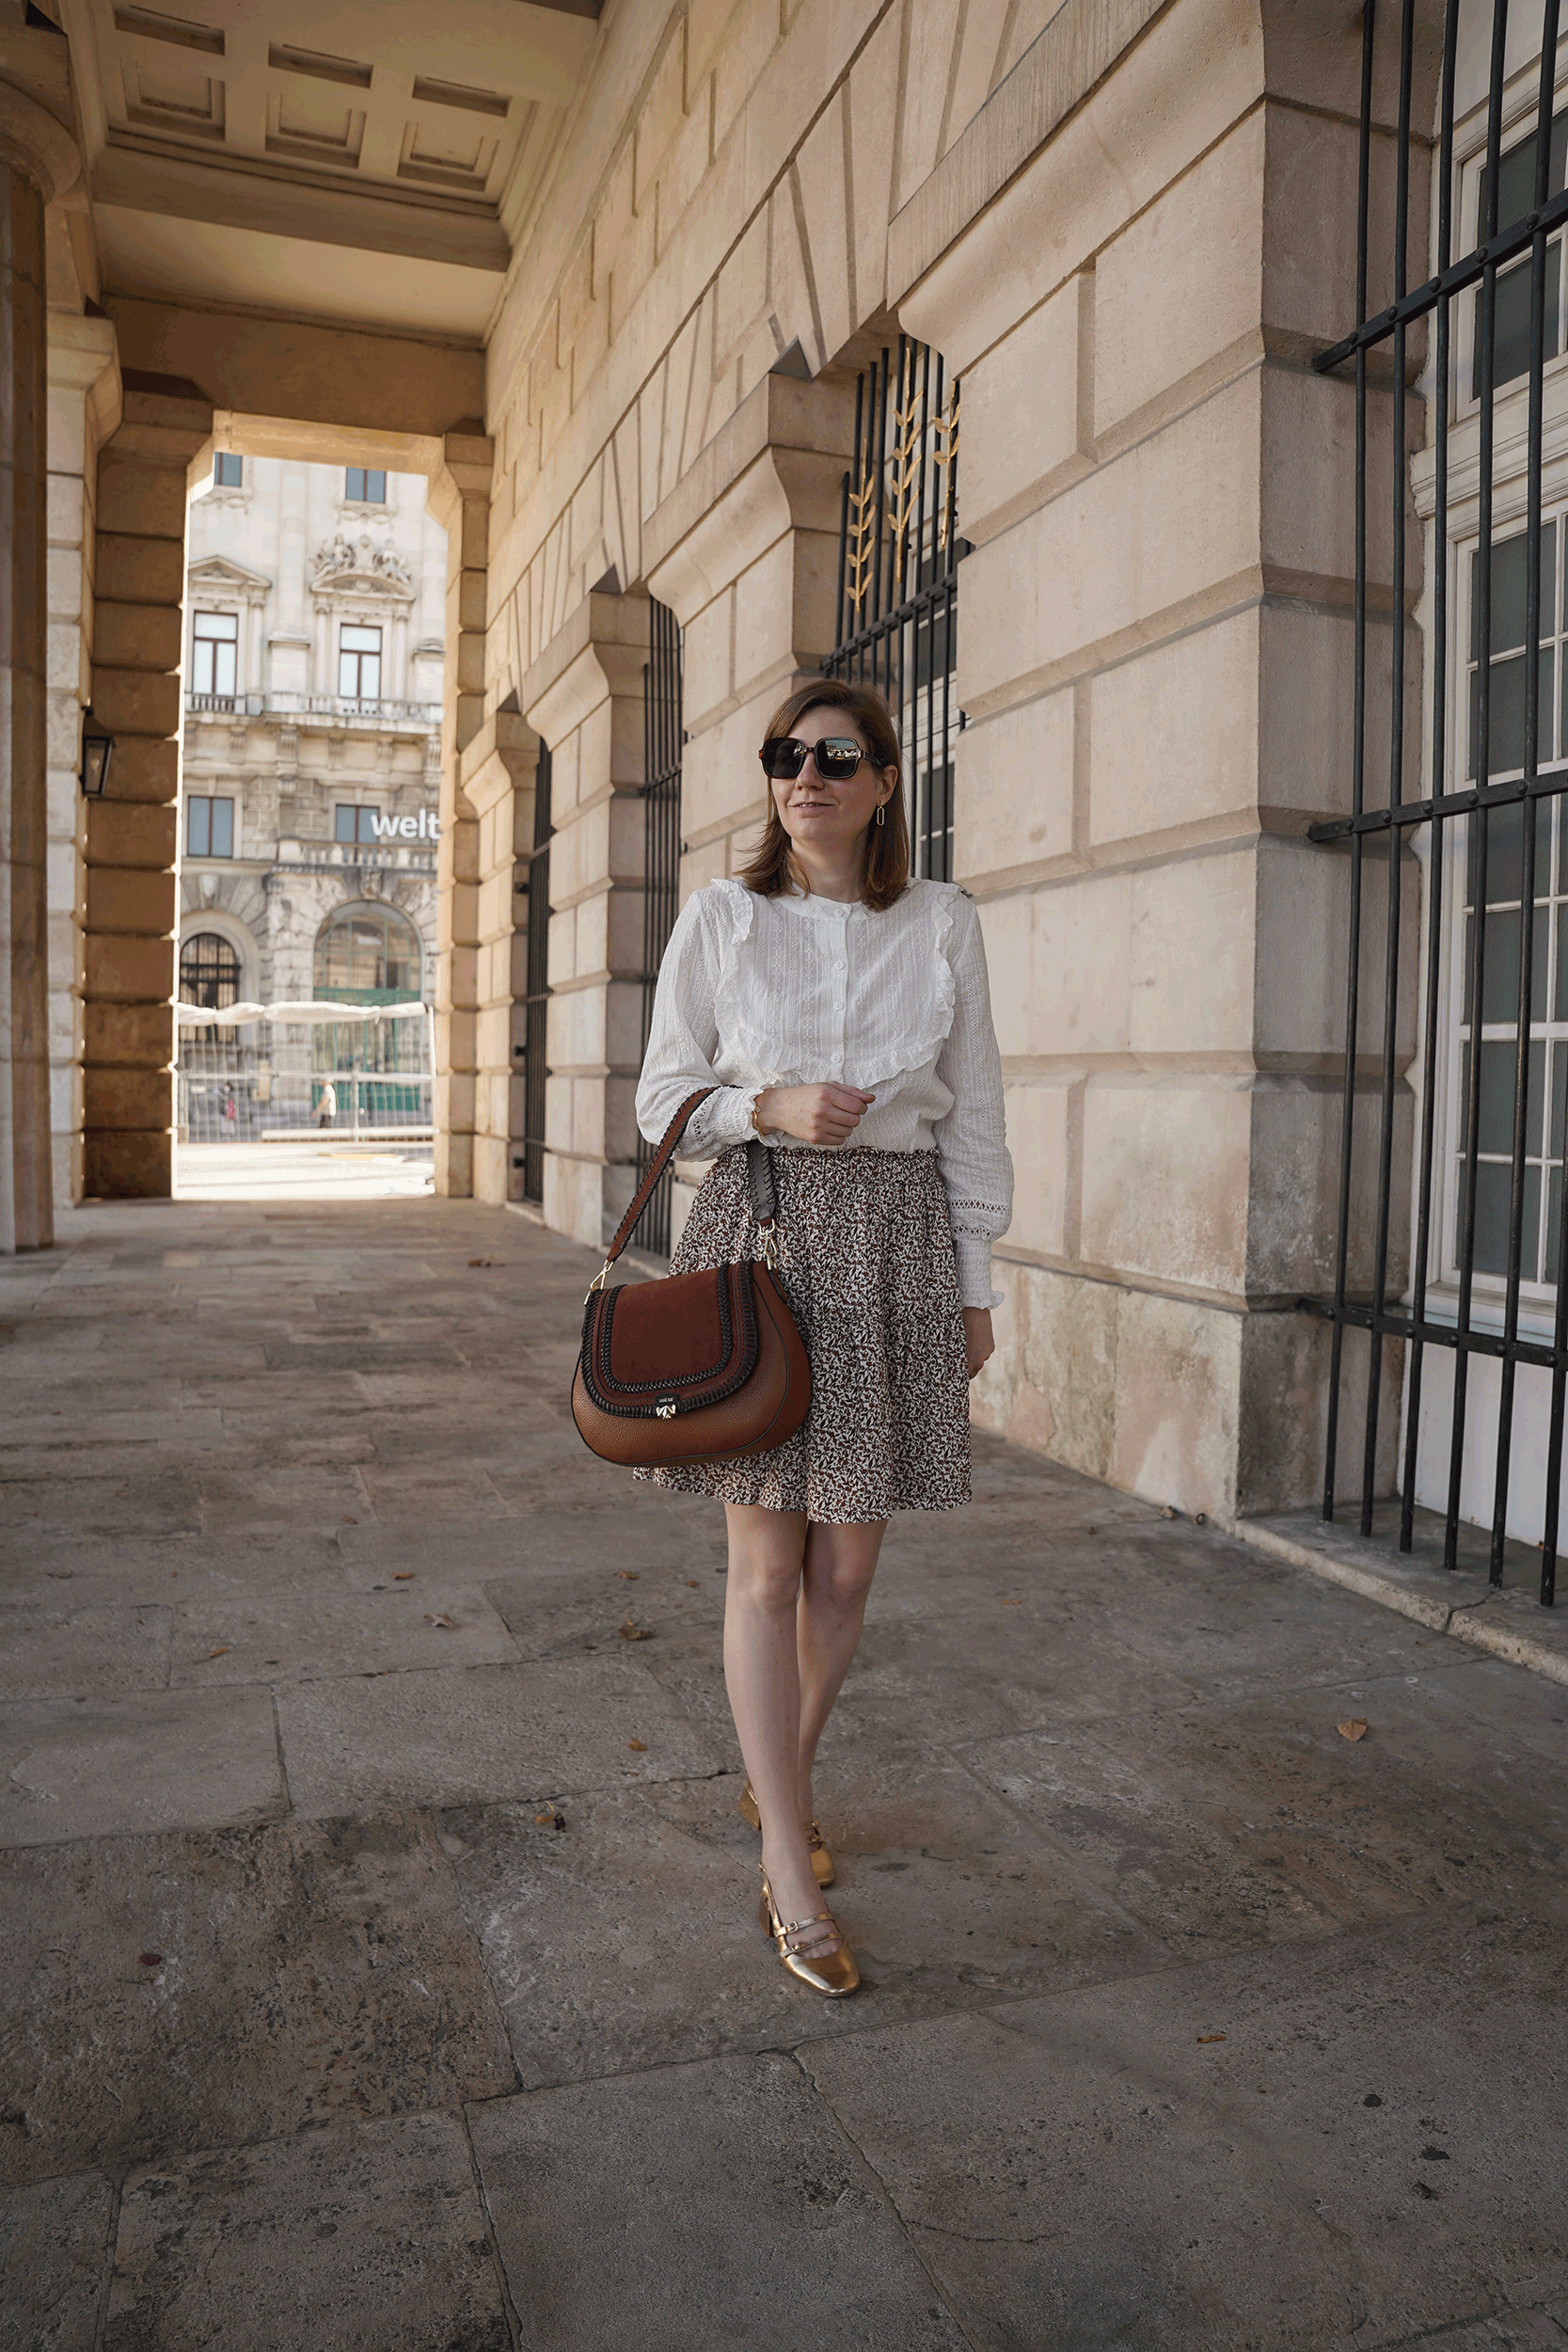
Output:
[753, 1084, 875, 1146]
[962, 1308, 994, 1380]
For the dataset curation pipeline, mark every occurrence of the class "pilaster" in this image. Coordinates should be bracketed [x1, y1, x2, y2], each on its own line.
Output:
[457, 704, 537, 1204]
[84, 378, 213, 1198]
[427, 421, 493, 1199]
[641, 368, 854, 1248]
[45, 312, 119, 1211]
[895, 0, 1417, 1518]
[0, 70, 80, 1251]
[521, 589, 651, 1252]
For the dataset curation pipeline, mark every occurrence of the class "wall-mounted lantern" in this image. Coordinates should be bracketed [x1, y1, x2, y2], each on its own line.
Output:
[80, 709, 115, 797]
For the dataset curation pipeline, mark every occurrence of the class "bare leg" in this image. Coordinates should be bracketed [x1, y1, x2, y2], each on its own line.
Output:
[722, 1502, 828, 1938]
[795, 1520, 887, 1820]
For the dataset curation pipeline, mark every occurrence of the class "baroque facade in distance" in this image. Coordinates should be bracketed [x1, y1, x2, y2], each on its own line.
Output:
[178, 454, 445, 1020]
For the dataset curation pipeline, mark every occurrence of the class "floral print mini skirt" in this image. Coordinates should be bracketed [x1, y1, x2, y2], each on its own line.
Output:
[635, 1145, 972, 1522]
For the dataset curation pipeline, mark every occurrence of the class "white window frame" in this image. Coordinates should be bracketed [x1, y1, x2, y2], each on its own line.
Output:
[192, 610, 239, 699]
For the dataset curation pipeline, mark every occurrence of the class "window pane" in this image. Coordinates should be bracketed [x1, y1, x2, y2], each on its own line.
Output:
[214, 639, 236, 696]
[1460, 1158, 1541, 1277]
[359, 650, 381, 698]
[210, 799, 233, 858]
[341, 626, 381, 650]
[214, 453, 243, 487]
[365, 469, 386, 502]
[1478, 247, 1563, 398]
[193, 640, 214, 694]
[1467, 795, 1551, 905]
[346, 468, 365, 500]
[1462, 902, 1549, 1023]
[356, 807, 379, 842]
[1465, 1036, 1545, 1156]
[187, 797, 211, 856]
[339, 649, 356, 695]
[1550, 1165, 1564, 1285]
[335, 805, 358, 842]
[1468, 648, 1553, 775]
[1471, 526, 1556, 660]
[195, 611, 239, 641]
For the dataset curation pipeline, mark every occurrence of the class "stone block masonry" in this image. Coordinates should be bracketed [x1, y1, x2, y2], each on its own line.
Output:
[83, 379, 212, 1200]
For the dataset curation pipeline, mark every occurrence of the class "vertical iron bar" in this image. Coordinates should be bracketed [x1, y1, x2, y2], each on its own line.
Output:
[1447, 0, 1513, 1566]
[1492, 0, 1560, 1582]
[1361, 0, 1418, 1534]
[1402, 0, 1462, 1550]
[1324, 0, 1377, 1523]
[870, 348, 889, 643]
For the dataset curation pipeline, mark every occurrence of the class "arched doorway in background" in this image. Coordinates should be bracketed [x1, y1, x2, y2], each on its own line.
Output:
[179, 932, 242, 1010]
[312, 903, 427, 1115]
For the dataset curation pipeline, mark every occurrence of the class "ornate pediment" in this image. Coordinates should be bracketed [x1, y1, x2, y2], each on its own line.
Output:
[311, 533, 414, 595]
[188, 554, 271, 598]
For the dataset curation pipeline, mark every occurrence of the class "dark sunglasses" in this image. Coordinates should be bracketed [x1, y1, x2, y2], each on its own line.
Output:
[758, 735, 874, 783]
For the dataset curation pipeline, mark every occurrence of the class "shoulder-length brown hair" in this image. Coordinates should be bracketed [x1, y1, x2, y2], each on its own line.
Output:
[738, 680, 910, 912]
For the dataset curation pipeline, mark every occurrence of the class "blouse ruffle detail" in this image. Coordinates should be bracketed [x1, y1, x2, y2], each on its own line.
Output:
[635, 877, 1012, 1309]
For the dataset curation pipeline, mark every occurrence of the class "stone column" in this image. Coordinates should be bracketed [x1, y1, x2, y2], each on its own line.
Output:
[896, 0, 1420, 1518]
[521, 590, 651, 1249]
[457, 703, 535, 1203]
[84, 378, 213, 1197]
[45, 313, 119, 1211]
[642, 370, 854, 1248]
[0, 79, 78, 1252]
[426, 421, 493, 1198]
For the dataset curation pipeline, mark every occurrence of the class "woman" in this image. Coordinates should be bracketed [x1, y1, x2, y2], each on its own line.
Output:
[634, 681, 1011, 1997]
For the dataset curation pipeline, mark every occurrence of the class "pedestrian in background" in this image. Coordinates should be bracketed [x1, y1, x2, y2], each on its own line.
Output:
[318, 1081, 338, 1130]
[635, 680, 1012, 1998]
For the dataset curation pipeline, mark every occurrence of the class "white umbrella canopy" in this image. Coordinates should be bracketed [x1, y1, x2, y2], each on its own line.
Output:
[176, 999, 431, 1025]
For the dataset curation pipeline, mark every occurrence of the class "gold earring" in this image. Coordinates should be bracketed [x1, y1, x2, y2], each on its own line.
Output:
[876, 802, 886, 826]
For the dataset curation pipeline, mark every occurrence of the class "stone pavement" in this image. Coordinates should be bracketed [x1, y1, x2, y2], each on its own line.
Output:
[2, 1191, 1567, 2352]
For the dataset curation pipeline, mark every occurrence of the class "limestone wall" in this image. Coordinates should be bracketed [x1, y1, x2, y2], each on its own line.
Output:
[469, 0, 1427, 1518]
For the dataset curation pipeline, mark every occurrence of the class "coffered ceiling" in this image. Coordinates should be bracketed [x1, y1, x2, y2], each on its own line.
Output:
[57, 0, 600, 338]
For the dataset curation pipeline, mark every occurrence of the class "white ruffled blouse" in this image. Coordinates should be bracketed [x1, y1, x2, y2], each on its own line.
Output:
[636, 877, 1013, 1309]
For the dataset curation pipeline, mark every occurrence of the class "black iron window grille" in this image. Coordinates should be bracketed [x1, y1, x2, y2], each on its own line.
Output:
[824, 336, 967, 881]
[179, 931, 241, 1010]
[521, 740, 553, 1205]
[636, 598, 684, 1258]
[1309, 0, 1568, 1605]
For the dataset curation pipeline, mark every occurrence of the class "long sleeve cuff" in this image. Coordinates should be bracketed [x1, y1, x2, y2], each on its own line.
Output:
[680, 1084, 763, 1158]
[952, 1232, 1001, 1311]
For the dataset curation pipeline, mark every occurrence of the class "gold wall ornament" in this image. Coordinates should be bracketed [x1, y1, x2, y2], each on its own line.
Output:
[845, 471, 877, 612]
[931, 385, 960, 548]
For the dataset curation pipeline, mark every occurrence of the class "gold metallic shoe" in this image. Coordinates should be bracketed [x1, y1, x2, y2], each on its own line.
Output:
[737, 1781, 835, 1887]
[758, 1869, 860, 1997]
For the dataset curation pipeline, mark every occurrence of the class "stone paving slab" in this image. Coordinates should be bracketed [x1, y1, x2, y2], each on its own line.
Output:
[7, 1192, 1567, 2348]
[0, 1603, 171, 1700]
[440, 1749, 1167, 2092]
[0, 2169, 113, 2352]
[0, 1532, 345, 1613]
[800, 1902, 1568, 2352]
[0, 1689, 283, 1847]
[276, 1655, 721, 1818]
[103, 2112, 510, 2352]
[470, 2052, 967, 2352]
[0, 1811, 515, 2186]
[167, 1581, 520, 1685]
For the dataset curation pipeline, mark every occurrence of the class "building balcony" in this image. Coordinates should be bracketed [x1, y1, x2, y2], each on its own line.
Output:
[272, 834, 438, 877]
[185, 691, 442, 729]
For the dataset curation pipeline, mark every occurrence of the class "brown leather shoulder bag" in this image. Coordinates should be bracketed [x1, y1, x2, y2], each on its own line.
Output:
[571, 1089, 812, 1470]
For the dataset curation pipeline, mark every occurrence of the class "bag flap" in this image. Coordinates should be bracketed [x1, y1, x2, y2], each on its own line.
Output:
[581, 1263, 759, 1416]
